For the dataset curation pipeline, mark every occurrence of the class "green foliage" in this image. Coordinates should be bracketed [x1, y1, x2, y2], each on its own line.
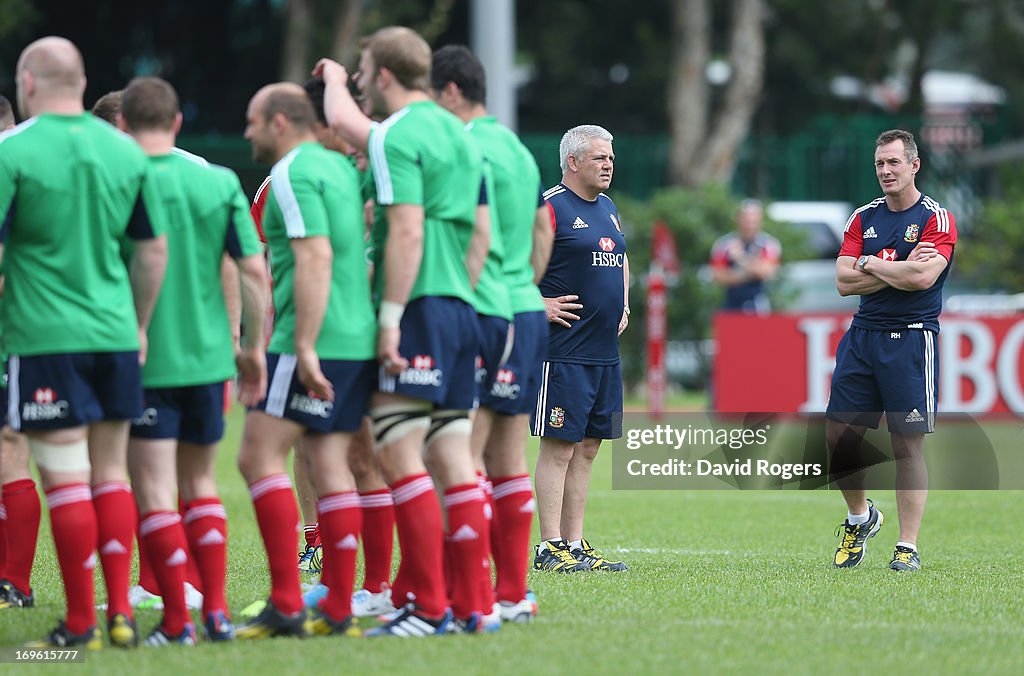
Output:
[0, 0, 35, 43]
[954, 195, 1024, 291]
[613, 186, 818, 387]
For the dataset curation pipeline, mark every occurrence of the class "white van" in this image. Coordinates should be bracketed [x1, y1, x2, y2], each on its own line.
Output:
[766, 201, 851, 259]
[766, 201, 859, 312]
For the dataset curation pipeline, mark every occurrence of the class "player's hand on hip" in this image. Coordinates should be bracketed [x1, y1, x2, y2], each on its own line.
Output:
[297, 347, 334, 401]
[618, 309, 629, 336]
[908, 241, 938, 262]
[378, 327, 408, 375]
[137, 328, 148, 366]
[544, 294, 583, 328]
[312, 58, 348, 86]
[235, 347, 268, 407]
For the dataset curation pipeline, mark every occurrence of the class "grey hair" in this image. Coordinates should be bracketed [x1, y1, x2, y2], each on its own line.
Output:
[559, 124, 613, 174]
[738, 198, 762, 214]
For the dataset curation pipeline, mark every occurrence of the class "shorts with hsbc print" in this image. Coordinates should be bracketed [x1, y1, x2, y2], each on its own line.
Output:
[378, 296, 480, 410]
[531, 360, 623, 442]
[7, 352, 143, 431]
[255, 354, 376, 433]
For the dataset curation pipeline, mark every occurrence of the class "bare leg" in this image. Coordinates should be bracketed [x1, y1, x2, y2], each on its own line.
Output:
[177, 442, 219, 504]
[469, 407, 494, 476]
[0, 426, 32, 483]
[560, 437, 601, 542]
[293, 438, 319, 529]
[826, 420, 869, 515]
[534, 437, 575, 542]
[890, 432, 927, 544]
[127, 438, 177, 514]
[483, 414, 529, 478]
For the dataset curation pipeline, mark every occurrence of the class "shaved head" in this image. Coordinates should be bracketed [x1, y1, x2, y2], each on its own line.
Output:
[245, 82, 318, 165]
[251, 82, 316, 130]
[16, 36, 86, 117]
[18, 36, 85, 91]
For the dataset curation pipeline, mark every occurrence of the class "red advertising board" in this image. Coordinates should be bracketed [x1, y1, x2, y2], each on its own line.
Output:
[714, 312, 1024, 414]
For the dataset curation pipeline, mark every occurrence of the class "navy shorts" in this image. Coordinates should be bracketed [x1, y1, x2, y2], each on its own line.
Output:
[480, 310, 547, 416]
[256, 354, 376, 433]
[130, 382, 227, 444]
[7, 352, 143, 431]
[378, 297, 479, 410]
[531, 360, 623, 442]
[475, 313, 512, 408]
[826, 326, 938, 433]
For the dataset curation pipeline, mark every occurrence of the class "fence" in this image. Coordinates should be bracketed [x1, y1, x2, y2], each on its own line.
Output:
[177, 111, 1010, 218]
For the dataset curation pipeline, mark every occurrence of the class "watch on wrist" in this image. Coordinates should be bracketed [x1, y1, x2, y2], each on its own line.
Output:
[856, 255, 870, 271]
[623, 306, 631, 316]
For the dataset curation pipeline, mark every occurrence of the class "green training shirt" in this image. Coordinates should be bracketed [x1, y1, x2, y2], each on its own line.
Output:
[368, 100, 482, 305]
[135, 151, 263, 387]
[261, 142, 376, 360]
[0, 113, 163, 356]
[468, 149, 512, 320]
[466, 116, 545, 314]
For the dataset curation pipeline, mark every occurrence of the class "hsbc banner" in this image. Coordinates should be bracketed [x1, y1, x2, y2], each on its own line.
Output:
[714, 313, 1024, 415]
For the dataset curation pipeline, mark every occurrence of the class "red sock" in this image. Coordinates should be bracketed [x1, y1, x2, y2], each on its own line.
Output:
[303, 524, 320, 549]
[317, 492, 361, 621]
[478, 473, 497, 607]
[492, 475, 534, 603]
[45, 484, 97, 634]
[93, 481, 136, 619]
[184, 498, 228, 617]
[249, 474, 302, 615]
[179, 497, 203, 594]
[136, 526, 159, 595]
[359, 489, 394, 592]
[444, 484, 489, 620]
[390, 474, 446, 617]
[139, 511, 190, 635]
[2, 479, 41, 594]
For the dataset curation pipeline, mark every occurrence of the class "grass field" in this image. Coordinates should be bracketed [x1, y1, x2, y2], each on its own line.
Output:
[2, 404, 1023, 674]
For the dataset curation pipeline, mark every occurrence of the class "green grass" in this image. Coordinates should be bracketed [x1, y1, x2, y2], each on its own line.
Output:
[2, 405, 1023, 674]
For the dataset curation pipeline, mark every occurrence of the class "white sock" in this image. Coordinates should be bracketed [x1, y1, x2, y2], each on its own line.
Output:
[896, 541, 917, 551]
[539, 537, 562, 554]
[568, 539, 583, 551]
[847, 510, 870, 525]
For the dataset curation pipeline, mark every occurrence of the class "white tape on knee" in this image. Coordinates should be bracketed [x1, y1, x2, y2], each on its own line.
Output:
[30, 438, 91, 473]
[426, 410, 472, 446]
[371, 403, 432, 447]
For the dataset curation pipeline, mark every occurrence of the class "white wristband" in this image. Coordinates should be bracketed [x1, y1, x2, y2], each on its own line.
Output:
[378, 300, 405, 329]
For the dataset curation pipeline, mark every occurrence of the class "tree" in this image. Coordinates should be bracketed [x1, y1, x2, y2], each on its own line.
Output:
[667, 0, 766, 187]
[280, 0, 314, 84]
[280, 0, 365, 83]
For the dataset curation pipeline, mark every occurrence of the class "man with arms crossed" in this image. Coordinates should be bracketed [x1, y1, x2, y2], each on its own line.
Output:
[120, 77, 268, 645]
[828, 129, 956, 572]
[0, 37, 168, 648]
[533, 125, 629, 573]
[237, 83, 376, 639]
[316, 26, 491, 635]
